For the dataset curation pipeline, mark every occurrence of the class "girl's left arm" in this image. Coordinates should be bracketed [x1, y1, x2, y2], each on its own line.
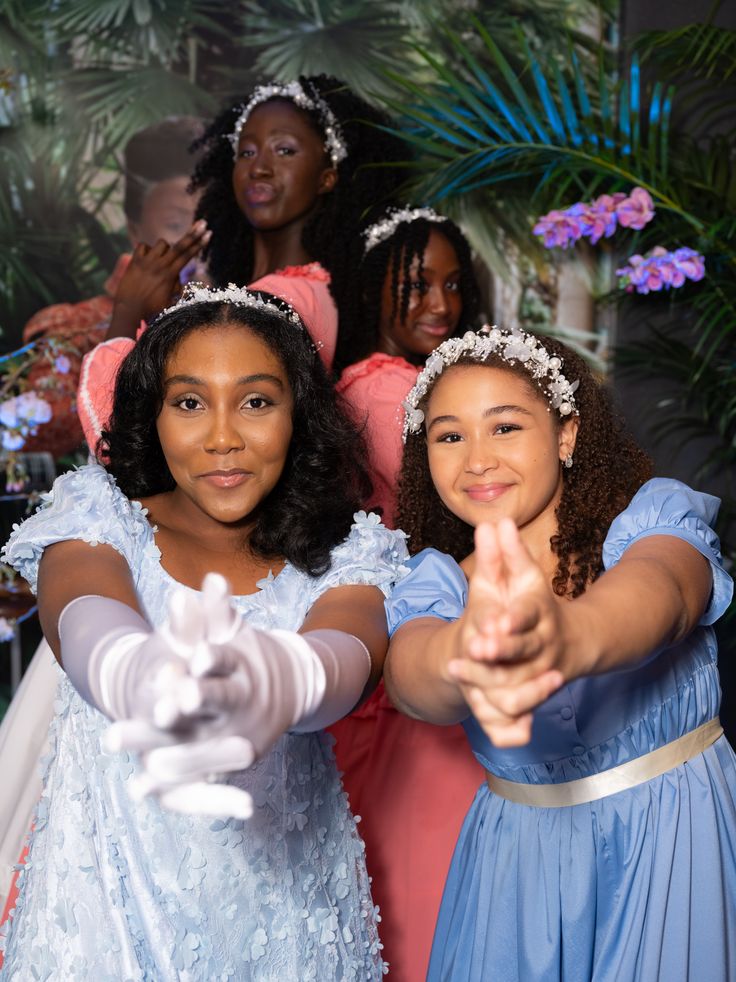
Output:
[300, 583, 389, 699]
[561, 534, 713, 677]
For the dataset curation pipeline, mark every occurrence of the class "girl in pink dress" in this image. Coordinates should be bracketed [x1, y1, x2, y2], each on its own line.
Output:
[329, 207, 486, 982]
[78, 76, 407, 451]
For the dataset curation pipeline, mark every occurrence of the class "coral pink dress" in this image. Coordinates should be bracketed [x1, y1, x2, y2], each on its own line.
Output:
[330, 352, 484, 982]
[77, 263, 337, 452]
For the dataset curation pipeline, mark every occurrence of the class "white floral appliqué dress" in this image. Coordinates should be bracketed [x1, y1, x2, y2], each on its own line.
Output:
[1, 464, 409, 981]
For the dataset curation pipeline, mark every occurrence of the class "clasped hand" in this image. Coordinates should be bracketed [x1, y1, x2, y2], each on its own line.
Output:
[106, 574, 280, 820]
[448, 519, 570, 748]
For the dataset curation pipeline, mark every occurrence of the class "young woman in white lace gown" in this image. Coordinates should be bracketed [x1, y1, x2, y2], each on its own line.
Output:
[1, 286, 408, 980]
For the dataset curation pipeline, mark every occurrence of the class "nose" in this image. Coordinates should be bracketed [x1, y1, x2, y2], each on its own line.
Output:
[427, 282, 450, 317]
[464, 436, 498, 475]
[249, 148, 273, 178]
[204, 409, 246, 454]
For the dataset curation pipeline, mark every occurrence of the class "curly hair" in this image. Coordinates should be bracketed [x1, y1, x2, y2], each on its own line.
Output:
[343, 212, 481, 365]
[189, 76, 409, 370]
[396, 335, 653, 597]
[102, 294, 372, 576]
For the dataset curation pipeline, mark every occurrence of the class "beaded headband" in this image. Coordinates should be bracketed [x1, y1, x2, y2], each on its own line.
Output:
[227, 81, 348, 168]
[402, 326, 580, 441]
[362, 206, 447, 255]
[158, 282, 305, 330]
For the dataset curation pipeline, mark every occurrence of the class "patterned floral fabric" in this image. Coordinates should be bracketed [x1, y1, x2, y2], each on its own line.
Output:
[20, 256, 130, 457]
[1, 464, 409, 980]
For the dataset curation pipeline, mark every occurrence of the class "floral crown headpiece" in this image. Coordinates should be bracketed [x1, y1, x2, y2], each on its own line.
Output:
[227, 81, 348, 168]
[158, 282, 305, 331]
[402, 326, 580, 441]
[362, 206, 447, 255]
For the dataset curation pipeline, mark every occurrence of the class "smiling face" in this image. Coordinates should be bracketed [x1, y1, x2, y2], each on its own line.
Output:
[425, 363, 578, 553]
[377, 229, 463, 362]
[156, 323, 294, 529]
[231, 99, 337, 232]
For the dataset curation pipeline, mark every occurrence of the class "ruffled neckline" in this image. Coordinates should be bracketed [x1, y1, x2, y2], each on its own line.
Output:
[272, 261, 330, 283]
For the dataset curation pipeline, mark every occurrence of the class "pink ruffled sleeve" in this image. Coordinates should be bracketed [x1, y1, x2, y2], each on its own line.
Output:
[77, 337, 135, 454]
[250, 267, 337, 372]
[337, 354, 418, 528]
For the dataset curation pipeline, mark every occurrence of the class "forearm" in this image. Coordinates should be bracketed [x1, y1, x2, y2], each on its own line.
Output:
[105, 300, 144, 341]
[567, 544, 710, 678]
[384, 617, 469, 724]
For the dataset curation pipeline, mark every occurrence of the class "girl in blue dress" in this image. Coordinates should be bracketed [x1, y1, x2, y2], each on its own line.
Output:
[384, 326, 736, 981]
[1, 285, 409, 980]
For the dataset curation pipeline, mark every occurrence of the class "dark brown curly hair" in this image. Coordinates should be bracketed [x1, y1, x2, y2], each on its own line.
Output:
[396, 334, 653, 597]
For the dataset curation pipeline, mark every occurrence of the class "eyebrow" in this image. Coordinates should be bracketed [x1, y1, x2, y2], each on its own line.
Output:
[427, 404, 533, 432]
[163, 373, 284, 389]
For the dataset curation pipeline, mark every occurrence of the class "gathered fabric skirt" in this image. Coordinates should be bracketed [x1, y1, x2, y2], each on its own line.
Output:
[429, 735, 736, 982]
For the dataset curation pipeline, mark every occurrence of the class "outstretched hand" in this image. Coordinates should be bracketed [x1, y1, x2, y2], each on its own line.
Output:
[106, 573, 255, 819]
[449, 519, 568, 747]
[107, 220, 212, 339]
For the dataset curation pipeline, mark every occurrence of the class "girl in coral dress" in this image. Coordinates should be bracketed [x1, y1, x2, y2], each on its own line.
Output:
[329, 207, 485, 981]
[78, 76, 407, 451]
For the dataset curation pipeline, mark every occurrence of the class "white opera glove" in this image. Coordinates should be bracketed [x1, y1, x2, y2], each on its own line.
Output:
[58, 593, 196, 725]
[119, 577, 372, 815]
[61, 580, 254, 819]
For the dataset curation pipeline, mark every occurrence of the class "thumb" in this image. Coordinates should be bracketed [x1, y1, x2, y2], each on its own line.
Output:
[496, 517, 537, 579]
[472, 522, 503, 589]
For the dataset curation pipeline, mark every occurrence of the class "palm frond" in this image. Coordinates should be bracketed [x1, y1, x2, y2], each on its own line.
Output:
[633, 21, 736, 82]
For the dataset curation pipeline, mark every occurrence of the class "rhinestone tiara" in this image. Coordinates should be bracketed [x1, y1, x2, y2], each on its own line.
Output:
[362, 206, 447, 255]
[158, 282, 305, 329]
[402, 326, 580, 441]
[227, 81, 348, 168]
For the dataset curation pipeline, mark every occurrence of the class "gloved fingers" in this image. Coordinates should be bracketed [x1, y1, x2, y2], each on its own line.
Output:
[176, 674, 252, 716]
[159, 781, 254, 820]
[145, 734, 256, 783]
[103, 719, 184, 754]
[165, 589, 207, 652]
[201, 573, 240, 645]
[189, 643, 247, 679]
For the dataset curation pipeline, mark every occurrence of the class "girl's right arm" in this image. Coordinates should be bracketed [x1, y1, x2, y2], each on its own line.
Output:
[37, 539, 142, 659]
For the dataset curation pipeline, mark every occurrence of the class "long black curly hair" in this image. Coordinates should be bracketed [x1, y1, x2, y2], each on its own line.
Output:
[397, 333, 653, 597]
[344, 211, 481, 365]
[101, 294, 372, 576]
[190, 76, 410, 370]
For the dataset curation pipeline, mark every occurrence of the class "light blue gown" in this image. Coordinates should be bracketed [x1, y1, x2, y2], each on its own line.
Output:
[1, 464, 409, 981]
[385, 479, 736, 982]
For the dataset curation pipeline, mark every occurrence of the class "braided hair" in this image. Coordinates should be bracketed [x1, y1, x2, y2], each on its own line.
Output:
[190, 75, 409, 369]
[396, 336, 653, 597]
[341, 213, 481, 367]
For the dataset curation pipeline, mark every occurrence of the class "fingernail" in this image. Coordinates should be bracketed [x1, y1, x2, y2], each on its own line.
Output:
[194, 218, 207, 233]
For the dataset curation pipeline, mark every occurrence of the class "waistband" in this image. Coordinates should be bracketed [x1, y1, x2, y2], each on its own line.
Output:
[485, 716, 723, 808]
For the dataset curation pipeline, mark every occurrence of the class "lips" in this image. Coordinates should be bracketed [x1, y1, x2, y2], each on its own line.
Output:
[465, 483, 512, 502]
[416, 322, 452, 339]
[199, 469, 252, 489]
[244, 182, 277, 205]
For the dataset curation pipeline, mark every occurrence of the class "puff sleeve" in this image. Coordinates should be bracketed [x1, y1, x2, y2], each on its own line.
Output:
[385, 548, 468, 635]
[2, 464, 153, 593]
[602, 478, 733, 625]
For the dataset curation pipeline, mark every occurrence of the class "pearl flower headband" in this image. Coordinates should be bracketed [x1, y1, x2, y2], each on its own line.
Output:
[362, 206, 447, 255]
[402, 326, 580, 441]
[227, 81, 348, 168]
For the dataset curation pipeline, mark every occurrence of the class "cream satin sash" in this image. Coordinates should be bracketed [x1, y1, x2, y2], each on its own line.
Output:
[485, 717, 723, 808]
